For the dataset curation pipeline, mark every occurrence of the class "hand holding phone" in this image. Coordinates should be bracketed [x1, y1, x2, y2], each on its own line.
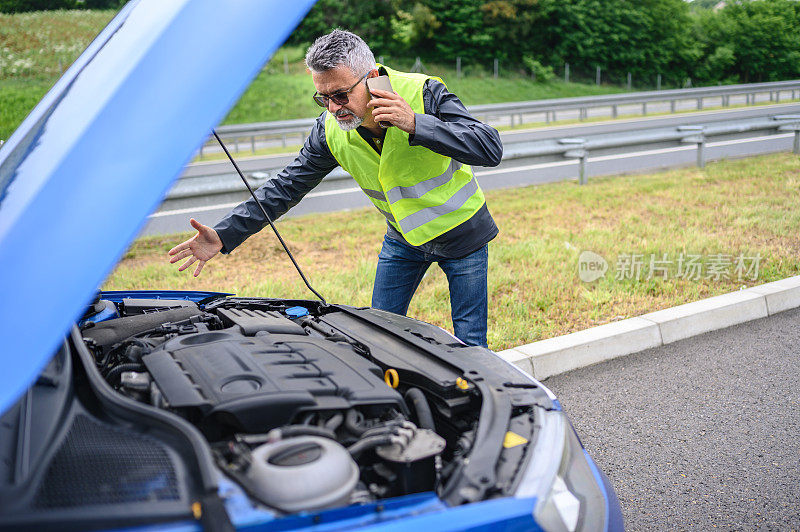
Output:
[366, 75, 394, 129]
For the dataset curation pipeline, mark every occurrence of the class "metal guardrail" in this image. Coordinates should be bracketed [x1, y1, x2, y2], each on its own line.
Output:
[167, 114, 800, 201]
[467, 80, 800, 124]
[206, 80, 800, 155]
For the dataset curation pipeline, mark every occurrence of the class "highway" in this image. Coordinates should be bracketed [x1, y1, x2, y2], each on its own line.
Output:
[140, 103, 800, 236]
[546, 307, 800, 530]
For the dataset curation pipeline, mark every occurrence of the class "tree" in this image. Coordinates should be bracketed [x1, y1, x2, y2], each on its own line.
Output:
[286, 0, 399, 55]
[0, 0, 123, 11]
[0, 0, 75, 12]
[410, 0, 494, 63]
[523, 0, 696, 85]
[693, 0, 800, 83]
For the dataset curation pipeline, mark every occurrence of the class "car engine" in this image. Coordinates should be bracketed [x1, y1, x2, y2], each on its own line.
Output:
[79, 296, 481, 513]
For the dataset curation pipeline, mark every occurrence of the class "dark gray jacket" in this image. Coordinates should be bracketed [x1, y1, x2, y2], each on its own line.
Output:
[214, 77, 503, 259]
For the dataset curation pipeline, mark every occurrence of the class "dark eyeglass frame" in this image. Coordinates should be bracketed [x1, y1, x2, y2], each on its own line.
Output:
[312, 71, 370, 108]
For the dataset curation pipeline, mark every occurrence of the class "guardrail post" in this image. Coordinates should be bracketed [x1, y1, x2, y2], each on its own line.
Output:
[679, 126, 705, 168]
[560, 138, 587, 185]
[251, 136, 256, 153]
[775, 115, 800, 155]
[776, 90, 781, 103]
[657, 74, 661, 90]
[494, 59, 499, 79]
[670, 100, 676, 113]
[642, 102, 647, 115]
[565, 63, 570, 83]
[234, 137, 240, 153]
[769, 91, 774, 102]
[697, 138, 705, 167]
[612, 105, 618, 118]
[596, 66, 601, 85]
[627, 72, 631, 90]
[696, 97, 703, 110]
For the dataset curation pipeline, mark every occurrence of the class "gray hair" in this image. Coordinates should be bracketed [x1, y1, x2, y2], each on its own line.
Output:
[305, 29, 376, 76]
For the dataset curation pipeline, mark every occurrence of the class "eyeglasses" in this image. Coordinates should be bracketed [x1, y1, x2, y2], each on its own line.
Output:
[312, 71, 370, 108]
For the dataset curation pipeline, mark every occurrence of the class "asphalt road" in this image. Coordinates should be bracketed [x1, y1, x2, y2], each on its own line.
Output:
[196, 93, 799, 156]
[181, 102, 800, 179]
[140, 103, 800, 236]
[545, 307, 800, 531]
[141, 128, 795, 236]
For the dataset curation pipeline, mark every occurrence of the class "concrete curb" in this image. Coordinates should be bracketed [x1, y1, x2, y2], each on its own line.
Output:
[497, 275, 800, 381]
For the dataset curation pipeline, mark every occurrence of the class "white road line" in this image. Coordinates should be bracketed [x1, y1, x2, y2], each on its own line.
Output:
[152, 134, 793, 219]
[475, 160, 577, 176]
[149, 202, 242, 217]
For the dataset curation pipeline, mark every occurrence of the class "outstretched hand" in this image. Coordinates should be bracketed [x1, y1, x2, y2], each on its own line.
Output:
[168, 218, 223, 277]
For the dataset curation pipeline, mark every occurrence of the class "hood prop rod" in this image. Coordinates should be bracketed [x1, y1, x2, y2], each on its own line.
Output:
[212, 130, 326, 305]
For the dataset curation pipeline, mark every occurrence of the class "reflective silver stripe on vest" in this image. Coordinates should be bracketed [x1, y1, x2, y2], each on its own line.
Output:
[361, 187, 387, 201]
[397, 176, 479, 234]
[376, 206, 396, 223]
[385, 159, 463, 204]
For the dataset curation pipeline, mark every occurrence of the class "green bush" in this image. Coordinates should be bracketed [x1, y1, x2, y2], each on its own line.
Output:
[522, 56, 555, 83]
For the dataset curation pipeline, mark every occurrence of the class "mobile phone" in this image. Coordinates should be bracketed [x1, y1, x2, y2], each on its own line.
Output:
[366, 75, 394, 129]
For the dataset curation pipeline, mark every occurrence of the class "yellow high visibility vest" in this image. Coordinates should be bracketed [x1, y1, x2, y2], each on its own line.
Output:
[324, 65, 486, 246]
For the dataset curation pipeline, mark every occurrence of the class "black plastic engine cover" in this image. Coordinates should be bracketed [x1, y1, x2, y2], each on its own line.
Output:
[142, 330, 405, 434]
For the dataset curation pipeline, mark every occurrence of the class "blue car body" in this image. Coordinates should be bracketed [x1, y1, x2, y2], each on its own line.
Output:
[0, 2, 623, 530]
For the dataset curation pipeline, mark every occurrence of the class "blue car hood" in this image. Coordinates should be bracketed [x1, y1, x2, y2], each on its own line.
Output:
[0, 0, 315, 414]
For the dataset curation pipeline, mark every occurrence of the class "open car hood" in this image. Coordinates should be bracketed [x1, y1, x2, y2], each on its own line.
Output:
[0, 0, 315, 414]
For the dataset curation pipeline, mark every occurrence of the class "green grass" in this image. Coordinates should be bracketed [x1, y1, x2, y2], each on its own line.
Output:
[0, 78, 52, 140]
[105, 152, 800, 352]
[221, 58, 625, 126]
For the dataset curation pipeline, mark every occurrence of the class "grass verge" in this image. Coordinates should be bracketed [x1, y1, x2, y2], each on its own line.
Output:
[105, 152, 800, 352]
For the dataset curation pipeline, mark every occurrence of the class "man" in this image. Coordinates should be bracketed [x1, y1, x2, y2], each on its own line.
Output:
[168, 29, 502, 347]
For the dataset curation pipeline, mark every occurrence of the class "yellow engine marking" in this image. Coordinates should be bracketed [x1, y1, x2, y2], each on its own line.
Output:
[503, 431, 529, 448]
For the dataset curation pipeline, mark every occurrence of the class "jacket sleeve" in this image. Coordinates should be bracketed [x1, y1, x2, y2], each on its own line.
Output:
[408, 80, 503, 168]
[213, 114, 338, 253]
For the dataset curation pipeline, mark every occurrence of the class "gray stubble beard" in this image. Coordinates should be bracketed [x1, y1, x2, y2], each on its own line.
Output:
[334, 110, 364, 131]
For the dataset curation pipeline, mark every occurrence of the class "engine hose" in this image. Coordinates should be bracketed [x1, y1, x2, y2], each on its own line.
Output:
[325, 412, 344, 430]
[360, 420, 414, 440]
[105, 363, 145, 384]
[347, 434, 396, 458]
[267, 425, 337, 442]
[345, 409, 367, 436]
[404, 388, 436, 431]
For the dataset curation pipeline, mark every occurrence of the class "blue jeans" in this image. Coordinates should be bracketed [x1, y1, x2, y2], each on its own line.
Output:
[371, 236, 489, 347]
